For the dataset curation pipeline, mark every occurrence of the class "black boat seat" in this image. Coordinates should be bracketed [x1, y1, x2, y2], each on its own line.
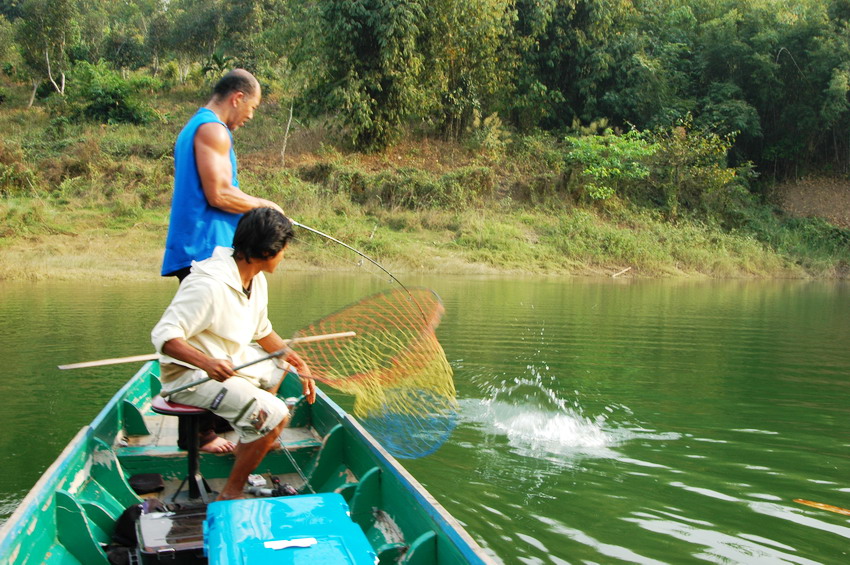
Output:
[150, 395, 215, 504]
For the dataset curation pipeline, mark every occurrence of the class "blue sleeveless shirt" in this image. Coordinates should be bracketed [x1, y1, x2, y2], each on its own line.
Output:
[161, 108, 241, 276]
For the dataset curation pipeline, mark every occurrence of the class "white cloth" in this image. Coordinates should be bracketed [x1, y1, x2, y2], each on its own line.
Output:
[151, 246, 277, 387]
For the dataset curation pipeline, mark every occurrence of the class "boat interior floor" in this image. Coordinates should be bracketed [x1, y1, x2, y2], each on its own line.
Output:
[126, 411, 321, 453]
[123, 412, 316, 504]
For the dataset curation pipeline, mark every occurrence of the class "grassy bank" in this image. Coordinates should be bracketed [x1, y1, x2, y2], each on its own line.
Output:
[1, 89, 849, 282]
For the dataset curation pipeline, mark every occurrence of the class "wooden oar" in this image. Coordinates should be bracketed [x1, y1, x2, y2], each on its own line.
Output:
[57, 331, 355, 371]
[794, 499, 850, 516]
[59, 354, 158, 370]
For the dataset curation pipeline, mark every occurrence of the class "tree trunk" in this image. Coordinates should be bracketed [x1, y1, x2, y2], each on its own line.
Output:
[27, 79, 39, 108]
[280, 102, 295, 167]
[45, 49, 64, 96]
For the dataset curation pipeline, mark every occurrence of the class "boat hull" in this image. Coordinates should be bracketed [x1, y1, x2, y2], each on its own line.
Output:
[0, 361, 493, 564]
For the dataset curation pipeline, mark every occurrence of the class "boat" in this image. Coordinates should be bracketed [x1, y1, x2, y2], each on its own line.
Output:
[0, 360, 494, 564]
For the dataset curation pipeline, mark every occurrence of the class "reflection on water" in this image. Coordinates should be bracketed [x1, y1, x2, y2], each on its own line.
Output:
[2, 276, 850, 564]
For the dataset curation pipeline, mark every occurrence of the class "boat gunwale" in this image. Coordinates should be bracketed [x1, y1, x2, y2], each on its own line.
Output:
[341, 414, 495, 564]
[0, 362, 152, 555]
[0, 361, 496, 564]
[0, 426, 92, 556]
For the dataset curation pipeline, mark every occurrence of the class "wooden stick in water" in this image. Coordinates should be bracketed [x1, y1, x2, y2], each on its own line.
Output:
[794, 499, 850, 516]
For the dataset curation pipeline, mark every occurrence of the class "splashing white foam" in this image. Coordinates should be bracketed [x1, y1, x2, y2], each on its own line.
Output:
[461, 399, 615, 460]
[463, 364, 679, 462]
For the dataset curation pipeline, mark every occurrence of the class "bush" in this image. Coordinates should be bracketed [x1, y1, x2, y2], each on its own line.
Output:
[296, 162, 496, 211]
[645, 120, 755, 222]
[68, 61, 156, 125]
[0, 140, 37, 196]
[563, 129, 658, 202]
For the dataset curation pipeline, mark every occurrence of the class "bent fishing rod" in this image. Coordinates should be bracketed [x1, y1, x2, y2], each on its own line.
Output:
[290, 219, 428, 322]
[290, 220, 412, 295]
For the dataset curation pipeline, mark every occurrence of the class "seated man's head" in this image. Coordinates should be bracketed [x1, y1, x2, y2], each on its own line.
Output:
[233, 208, 294, 269]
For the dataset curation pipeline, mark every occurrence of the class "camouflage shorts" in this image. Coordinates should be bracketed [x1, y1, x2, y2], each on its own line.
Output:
[163, 365, 288, 443]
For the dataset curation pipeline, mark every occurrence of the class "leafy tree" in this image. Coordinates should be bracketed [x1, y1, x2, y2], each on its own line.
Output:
[0, 14, 18, 71]
[165, 0, 225, 81]
[513, 0, 636, 129]
[146, 5, 173, 75]
[15, 0, 78, 99]
[201, 50, 235, 79]
[420, 0, 516, 139]
[217, 0, 290, 72]
[68, 60, 155, 124]
[312, 0, 425, 151]
[564, 128, 658, 202]
[103, 28, 151, 71]
[646, 120, 749, 221]
[0, 0, 24, 20]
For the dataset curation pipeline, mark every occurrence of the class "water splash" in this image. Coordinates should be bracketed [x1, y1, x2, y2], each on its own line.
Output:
[463, 399, 611, 454]
[463, 363, 679, 463]
[463, 365, 621, 461]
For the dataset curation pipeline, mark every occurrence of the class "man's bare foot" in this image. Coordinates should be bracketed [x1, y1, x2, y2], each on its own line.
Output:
[200, 435, 235, 454]
[215, 491, 247, 501]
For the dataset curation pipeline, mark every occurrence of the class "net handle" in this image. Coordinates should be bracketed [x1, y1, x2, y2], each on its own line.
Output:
[161, 331, 354, 397]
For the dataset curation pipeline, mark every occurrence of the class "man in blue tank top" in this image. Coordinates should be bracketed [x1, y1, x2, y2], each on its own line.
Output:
[161, 69, 282, 281]
[161, 69, 283, 454]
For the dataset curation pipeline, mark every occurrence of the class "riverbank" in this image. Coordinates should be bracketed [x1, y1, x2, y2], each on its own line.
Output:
[2, 99, 849, 282]
[1, 193, 843, 282]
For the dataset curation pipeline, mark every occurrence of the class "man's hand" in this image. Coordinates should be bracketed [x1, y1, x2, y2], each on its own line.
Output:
[259, 199, 284, 214]
[286, 350, 316, 404]
[162, 338, 234, 382]
[199, 358, 236, 382]
[300, 376, 316, 405]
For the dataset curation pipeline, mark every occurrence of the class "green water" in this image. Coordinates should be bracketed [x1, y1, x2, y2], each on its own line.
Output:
[1, 275, 849, 563]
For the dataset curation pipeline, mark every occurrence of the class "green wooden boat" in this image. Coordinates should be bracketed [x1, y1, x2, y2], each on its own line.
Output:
[0, 361, 493, 564]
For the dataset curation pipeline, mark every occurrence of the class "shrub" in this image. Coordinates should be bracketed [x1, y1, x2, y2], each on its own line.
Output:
[563, 129, 658, 202]
[0, 140, 37, 196]
[68, 61, 156, 125]
[646, 119, 755, 222]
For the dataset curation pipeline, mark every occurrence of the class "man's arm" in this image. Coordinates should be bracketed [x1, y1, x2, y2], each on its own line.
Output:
[194, 123, 283, 214]
[257, 332, 316, 404]
[162, 337, 236, 382]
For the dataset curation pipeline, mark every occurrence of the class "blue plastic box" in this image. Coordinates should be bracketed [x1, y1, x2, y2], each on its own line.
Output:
[204, 493, 378, 564]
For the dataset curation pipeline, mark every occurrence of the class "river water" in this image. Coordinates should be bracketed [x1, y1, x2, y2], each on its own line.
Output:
[1, 274, 849, 563]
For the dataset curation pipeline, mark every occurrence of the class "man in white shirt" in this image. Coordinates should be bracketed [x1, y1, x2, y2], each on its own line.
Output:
[152, 207, 315, 500]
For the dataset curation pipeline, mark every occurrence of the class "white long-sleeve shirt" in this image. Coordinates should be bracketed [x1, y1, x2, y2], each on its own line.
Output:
[151, 246, 275, 384]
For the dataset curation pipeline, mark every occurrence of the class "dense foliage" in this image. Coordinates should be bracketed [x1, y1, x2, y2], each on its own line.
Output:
[0, 1, 848, 174]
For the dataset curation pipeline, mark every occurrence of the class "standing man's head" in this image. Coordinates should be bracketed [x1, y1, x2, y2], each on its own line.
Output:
[233, 207, 294, 266]
[209, 69, 261, 131]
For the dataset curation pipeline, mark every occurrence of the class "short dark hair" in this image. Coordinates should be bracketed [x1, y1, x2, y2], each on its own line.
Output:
[233, 208, 294, 262]
[212, 69, 258, 99]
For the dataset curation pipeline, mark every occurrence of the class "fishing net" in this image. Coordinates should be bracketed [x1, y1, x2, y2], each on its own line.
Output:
[292, 288, 458, 459]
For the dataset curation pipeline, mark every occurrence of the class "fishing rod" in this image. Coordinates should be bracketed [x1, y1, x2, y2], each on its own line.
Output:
[290, 219, 428, 322]
[290, 220, 412, 295]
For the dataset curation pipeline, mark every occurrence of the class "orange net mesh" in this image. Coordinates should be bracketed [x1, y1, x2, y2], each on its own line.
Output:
[292, 288, 458, 458]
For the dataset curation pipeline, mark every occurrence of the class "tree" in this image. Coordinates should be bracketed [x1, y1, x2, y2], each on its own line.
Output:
[15, 0, 77, 102]
[419, 0, 516, 139]
[312, 0, 425, 151]
[510, 0, 636, 129]
[165, 0, 225, 82]
[0, 14, 17, 69]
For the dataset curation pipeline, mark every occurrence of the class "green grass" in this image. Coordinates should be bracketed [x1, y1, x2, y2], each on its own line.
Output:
[0, 82, 848, 281]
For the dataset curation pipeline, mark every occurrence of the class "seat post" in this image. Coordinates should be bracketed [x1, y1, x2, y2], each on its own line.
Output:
[150, 395, 216, 504]
[185, 414, 203, 500]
